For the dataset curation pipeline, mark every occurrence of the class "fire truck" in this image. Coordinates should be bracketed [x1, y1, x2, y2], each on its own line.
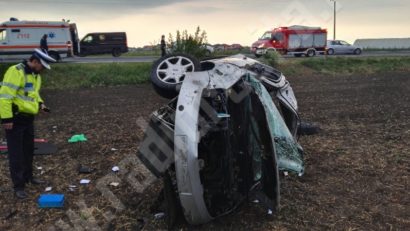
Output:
[251, 25, 327, 57]
[0, 18, 80, 61]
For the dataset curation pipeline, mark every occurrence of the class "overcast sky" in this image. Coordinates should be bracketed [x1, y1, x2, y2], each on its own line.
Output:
[1, 0, 409, 47]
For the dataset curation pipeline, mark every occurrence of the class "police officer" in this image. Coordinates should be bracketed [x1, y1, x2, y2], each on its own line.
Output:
[0, 49, 55, 199]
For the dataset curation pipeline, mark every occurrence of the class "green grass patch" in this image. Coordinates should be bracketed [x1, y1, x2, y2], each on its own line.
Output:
[1, 56, 409, 90]
[0, 62, 152, 89]
[299, 57, 410, 75]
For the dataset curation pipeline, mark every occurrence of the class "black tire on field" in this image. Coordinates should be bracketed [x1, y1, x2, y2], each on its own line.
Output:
[151, 53, 201, 99]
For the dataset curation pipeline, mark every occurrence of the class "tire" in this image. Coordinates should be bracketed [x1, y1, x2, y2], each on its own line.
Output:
[254, 53, 262, 58]
[306, 49, 316, 57]
[112, 48, 121, 57]
[327, 48, 335, 55]
[354, 48, 362, 55]
[48, 51, 61, 62]
[151, 53, 201, 99]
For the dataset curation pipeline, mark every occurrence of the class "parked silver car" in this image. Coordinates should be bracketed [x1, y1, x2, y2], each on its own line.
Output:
[327, 40, 362, 55]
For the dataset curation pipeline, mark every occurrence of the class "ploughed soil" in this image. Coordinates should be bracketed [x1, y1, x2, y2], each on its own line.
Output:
[0, 70, 409, 231]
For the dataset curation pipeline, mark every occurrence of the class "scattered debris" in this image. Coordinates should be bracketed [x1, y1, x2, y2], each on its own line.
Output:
[68, 134, 88, 143]
[284, 171, 289, 176]
[45, 187, 53, 192]
[111, 148, 118, 151]
[109, 182, 120, 187]
[154, 212, 165, 220]
[252, 199, 260, 204]
[267, 209, 273, 215]
[78, 166, 94, 174]
[68, 185, 77, 192]
[112, 166, 120, 172]
[36, 166, 43, 170]
[38, 194, 65, 208]
[80, 179, 91, 184]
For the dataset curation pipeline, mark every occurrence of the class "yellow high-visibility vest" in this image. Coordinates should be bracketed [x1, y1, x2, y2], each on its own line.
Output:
[0, 63, 43, 121]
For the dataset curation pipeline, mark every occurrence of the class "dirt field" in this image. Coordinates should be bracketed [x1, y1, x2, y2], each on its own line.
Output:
[0, 70, 409, 230]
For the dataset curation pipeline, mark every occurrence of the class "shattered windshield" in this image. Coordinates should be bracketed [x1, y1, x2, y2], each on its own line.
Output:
[245, 75, 304, 175]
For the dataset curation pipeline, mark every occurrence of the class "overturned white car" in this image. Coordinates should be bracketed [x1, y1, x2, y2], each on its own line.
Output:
[138, 54, 306, 227]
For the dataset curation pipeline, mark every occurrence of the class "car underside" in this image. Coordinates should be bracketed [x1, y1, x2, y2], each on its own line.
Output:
[138, 54, 307, 227]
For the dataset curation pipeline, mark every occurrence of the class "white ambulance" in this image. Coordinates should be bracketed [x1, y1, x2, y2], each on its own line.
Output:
[0, 19, 79, 61]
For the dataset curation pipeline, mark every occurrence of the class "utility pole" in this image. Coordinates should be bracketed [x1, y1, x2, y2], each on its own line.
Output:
[331, 0, 336, 40]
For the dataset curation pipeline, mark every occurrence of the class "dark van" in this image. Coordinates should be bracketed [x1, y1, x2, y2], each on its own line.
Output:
[79, 32, 128, 57]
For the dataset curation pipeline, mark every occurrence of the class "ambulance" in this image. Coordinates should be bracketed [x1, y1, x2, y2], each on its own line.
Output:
[0, 18, 79, 61]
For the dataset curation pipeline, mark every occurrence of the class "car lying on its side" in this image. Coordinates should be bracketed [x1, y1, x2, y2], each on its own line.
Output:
[138, 53, 308, 227]
[326, 40, 362, 55]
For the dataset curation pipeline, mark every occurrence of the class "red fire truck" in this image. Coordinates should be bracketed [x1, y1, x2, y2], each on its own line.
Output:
[251, 25, 327, 57]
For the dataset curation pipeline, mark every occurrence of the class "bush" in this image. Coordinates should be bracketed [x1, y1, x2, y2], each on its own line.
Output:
[260, 50, 280, 67]
[168, 26, 208, 58]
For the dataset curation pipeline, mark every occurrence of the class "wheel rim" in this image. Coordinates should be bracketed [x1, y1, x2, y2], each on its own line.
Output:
[328, 49, 334, 55]
[156, 56, 196, 84]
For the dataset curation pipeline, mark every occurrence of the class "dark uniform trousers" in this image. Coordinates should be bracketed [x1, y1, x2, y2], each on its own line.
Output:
[6, 114, 35, 190]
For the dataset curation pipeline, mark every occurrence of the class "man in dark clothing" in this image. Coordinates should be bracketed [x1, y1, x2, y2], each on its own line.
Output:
[40, 34, 48, 53]
[160, 35, 166, 57]
[0, 49, 55, 199]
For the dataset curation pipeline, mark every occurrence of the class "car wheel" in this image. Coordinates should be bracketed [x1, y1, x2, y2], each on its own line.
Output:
[306, 49, 316, 57]
[327, 48, 335, 55]
[48, 51, 61, 62]
[151, 53, 200, 99]
[354, 48, 362, 55]
[112, 48, 121, 57]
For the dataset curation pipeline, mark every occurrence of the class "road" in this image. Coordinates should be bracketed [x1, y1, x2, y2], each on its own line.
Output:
[1, 51, 410, 64]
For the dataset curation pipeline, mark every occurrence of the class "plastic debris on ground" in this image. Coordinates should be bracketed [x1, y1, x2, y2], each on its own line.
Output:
[109, 182, 120, 187]
[36, 166, 43, 170]
[112, 166, 120, 172]
[111, 148, 118, 151]
[68, 185, 77, 192]
[45, 187, 53, 192]
[38, 194, 65, 208]
[284, 171, 289, 176]
[154, 212, 165, 220]
[68, 134, 88, 143]
[80, 179, 91, 184]
[253, 199, 259, 203]
[78, 166, 94, 174]
[268, 209, 273, 215]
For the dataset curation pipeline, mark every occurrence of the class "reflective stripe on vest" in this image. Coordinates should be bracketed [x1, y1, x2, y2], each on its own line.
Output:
[0, 93, 34, 102]
[0, 82, 20, 90]
[0, 94, 14, 99]
[16, 95, 35, 102]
